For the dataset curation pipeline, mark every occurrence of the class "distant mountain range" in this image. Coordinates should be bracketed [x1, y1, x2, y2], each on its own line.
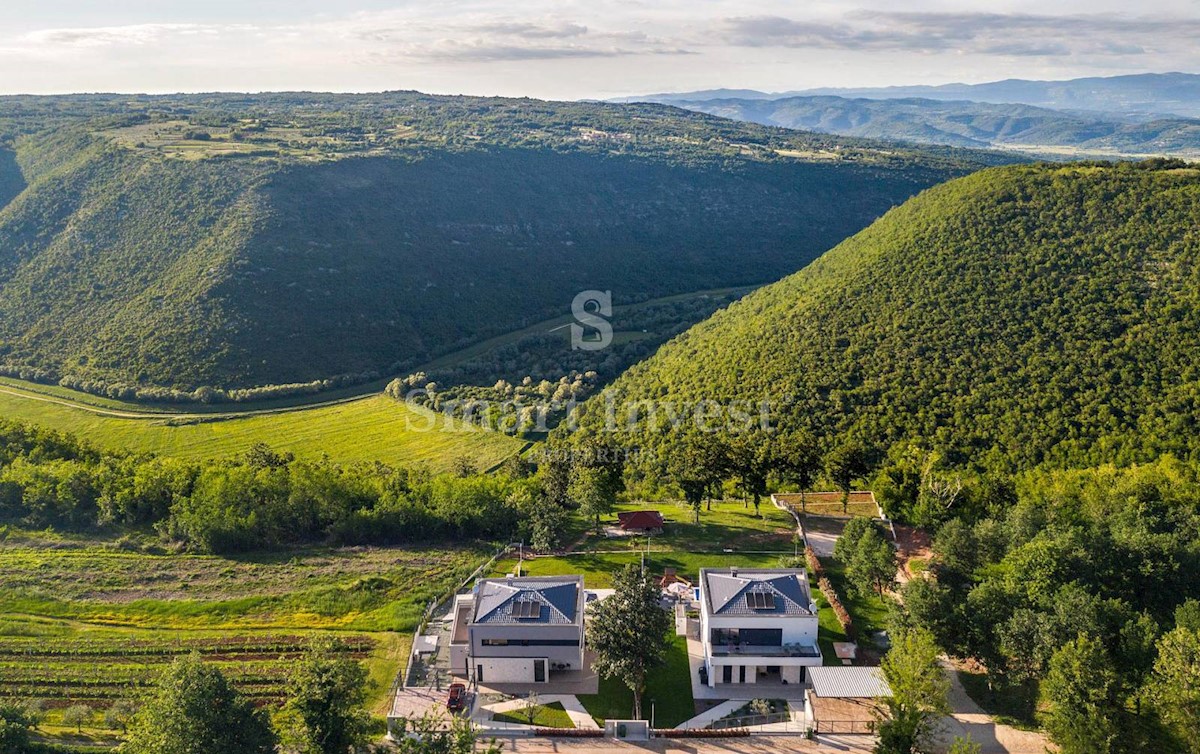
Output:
[641, 95, 1200, 158]
[617, 72, 1200, 119]
[615, 73, 1200, 158]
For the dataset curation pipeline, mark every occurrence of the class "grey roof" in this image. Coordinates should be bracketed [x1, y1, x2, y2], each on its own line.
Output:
[808, 667, 892, 698]
[473, 576, 583, 626]
[701, 568, 815, 617]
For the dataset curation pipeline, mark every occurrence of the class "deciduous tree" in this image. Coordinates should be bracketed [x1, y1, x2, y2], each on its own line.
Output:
[587, 564, 672, 720]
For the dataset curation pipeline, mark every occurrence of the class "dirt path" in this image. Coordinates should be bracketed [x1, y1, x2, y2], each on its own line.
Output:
[935, 660, 1051, 754]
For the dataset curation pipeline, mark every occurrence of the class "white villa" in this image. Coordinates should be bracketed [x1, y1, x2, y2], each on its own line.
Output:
[698, 567, 823, 687]
[448, 575, 586, 685]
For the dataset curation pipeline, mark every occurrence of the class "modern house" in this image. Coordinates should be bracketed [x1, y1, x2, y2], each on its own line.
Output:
[618, 510, 665, 532]
[698, 568, 822, 687]
[449, 575, 585, 685]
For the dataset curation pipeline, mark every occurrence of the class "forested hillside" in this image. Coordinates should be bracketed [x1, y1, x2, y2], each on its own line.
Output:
[577, 160, 1200, 474]
[0, 92, 994, 400]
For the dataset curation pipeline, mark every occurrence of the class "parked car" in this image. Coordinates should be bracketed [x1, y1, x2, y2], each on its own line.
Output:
[446, 683, 467, 712]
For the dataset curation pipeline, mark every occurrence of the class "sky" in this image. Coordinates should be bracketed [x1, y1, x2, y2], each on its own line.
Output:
[0, 0, 1198, 99]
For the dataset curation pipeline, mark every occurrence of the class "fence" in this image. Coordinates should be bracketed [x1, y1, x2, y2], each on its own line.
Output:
[812, 719, 877, 734]
[395, 542, 519, 693]
[709, 711, 792, 730]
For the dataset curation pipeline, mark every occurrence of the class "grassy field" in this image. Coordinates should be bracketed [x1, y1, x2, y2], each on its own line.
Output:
[577, 499, 798, 553]
[0, 530, 496, 746]
[0, 387, 522, 472]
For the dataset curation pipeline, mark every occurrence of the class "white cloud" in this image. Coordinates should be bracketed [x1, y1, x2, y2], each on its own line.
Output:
[0, 3, 1197, 97]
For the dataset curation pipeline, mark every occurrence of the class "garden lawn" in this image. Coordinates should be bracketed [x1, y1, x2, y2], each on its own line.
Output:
[577, 635, 695, 728]
[821, 557, 891, 646]
[812, 588, 849, 666]
[957, 669, 1041, 731]
[494, 552, 784, 588]
[493, 702, 575, 728]
[577, 500, 796, 553]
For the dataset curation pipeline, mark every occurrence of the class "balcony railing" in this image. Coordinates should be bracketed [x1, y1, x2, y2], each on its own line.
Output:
[709, 643, 821, 658]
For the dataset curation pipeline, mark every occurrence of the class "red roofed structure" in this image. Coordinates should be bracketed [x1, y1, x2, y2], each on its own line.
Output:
[617, 510, 665, 532]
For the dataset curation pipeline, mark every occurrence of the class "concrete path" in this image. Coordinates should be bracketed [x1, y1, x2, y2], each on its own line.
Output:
[675, 699, 745, 730]
[935, 660, 1051, 754]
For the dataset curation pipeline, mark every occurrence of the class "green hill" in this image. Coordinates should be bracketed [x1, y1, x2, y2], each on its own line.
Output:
[578, 160, 1200, 472]
[0, 92, 994, 402]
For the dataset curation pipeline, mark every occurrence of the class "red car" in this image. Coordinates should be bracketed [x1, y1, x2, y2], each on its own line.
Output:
[446, 683, 467, 713]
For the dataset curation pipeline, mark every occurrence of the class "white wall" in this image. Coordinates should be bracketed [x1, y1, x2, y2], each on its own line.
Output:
[475, 657, 545, 684]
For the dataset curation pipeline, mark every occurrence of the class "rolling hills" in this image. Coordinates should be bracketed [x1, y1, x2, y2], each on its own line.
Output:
[622, 72, 1200, 119]
[578, 159, 1200, 473]
[652, 95, 1200, 157]
[0, 92, 997, 401]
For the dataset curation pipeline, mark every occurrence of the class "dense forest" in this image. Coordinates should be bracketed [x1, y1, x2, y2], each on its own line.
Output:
[573, 160, 1200, 475]
[0, 92, 1004, 401]
[897, 458, 1200, 752]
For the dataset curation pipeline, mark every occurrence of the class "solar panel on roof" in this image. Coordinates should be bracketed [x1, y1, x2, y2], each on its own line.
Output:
[746, 591, 776, 610]
[512, 600, 541, 619]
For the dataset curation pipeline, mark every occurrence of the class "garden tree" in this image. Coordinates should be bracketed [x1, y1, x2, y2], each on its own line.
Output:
[390, 711, 501, 754]
[0, 702, 33, 753]
[834, 518, 896, 598]
[875, 628, 950, 754]
[776, 429, 821, 514]
[568, 442, 625, 531]
[570, 464, 617, 532]
[520, 693, 540, 726]
[728, 430, 774, 517]
[1148, 627, 1200, 752]
[826, 442, 869, 513]
[121, 654, 277, 754]
[1040, 636, 1124, 754]
[698, 433, 732, 512]
[104, 701, 138, 734]
[587, 564, 673, 720]
[856, 527, 897, 597]
[279, 641, 372, 754]
[62, 704, 94, 733]
[668, 432, 714, 523]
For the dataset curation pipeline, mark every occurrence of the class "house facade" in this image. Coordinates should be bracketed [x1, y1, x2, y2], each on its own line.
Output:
[698, 568, 822, 687]
[449, 575, 585, 685]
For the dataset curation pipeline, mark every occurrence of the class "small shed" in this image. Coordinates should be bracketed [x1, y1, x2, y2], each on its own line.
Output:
[618, 510, 665, 532]
[805, 666, 891, 735]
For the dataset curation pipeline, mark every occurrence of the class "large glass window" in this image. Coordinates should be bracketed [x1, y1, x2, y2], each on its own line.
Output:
[710, 628, 783, 646]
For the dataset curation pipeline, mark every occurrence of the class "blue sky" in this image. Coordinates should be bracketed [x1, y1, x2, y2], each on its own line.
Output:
[1, 1, 1197, 98]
